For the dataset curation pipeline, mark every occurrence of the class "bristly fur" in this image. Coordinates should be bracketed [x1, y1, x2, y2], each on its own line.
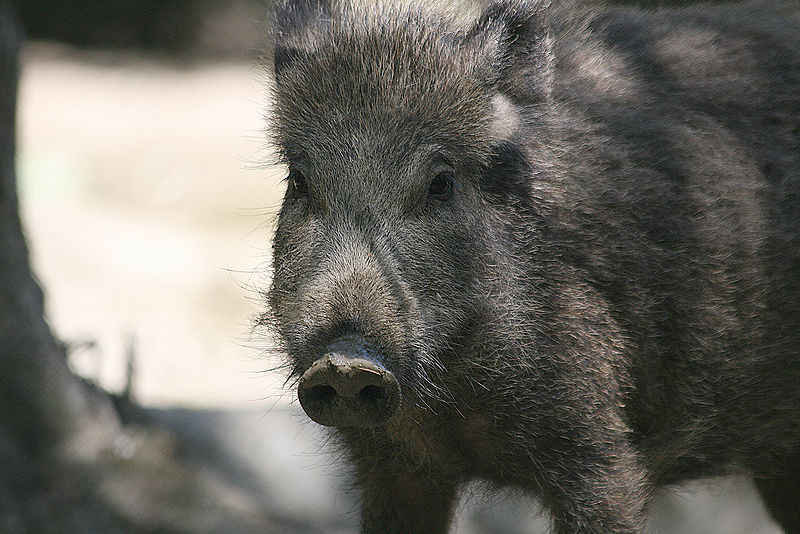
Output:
[262, 0, 800, 532]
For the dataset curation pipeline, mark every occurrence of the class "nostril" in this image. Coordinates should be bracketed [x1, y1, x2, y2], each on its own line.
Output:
[359, 385, 386, 403]
[297, 352, 402, 428]
[310, 384, 337, 403]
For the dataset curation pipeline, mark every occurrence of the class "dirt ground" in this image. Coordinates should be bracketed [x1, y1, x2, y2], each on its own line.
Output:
[17, 44, 782, 534]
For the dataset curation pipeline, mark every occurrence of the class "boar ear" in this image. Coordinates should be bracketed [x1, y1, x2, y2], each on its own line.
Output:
[271, 0, 331, 76]
[470, 0, 553, 103]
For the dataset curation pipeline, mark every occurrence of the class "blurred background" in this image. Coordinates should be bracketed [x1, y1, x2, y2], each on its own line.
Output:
[12, 1, 783, 533]
[19, 0, 279, 412]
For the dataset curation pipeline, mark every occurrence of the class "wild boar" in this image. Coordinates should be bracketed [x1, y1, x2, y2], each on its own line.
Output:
[264, 1, 800, 532]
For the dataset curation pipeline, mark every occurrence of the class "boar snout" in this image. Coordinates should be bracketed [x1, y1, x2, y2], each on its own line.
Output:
[297, 335, 401, 427]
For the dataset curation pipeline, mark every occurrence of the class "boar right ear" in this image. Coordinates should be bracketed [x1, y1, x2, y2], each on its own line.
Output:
[469, 0, 553, 103]
[271, 0, 331, 76]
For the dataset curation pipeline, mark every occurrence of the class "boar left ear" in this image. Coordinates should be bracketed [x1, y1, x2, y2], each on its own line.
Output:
[271, 0, 331, 76]
[469, 0, 553, 103]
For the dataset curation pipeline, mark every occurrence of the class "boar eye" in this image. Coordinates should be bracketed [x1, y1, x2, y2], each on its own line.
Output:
[289, 169, 308, 197]
[429, 170, 455, 201]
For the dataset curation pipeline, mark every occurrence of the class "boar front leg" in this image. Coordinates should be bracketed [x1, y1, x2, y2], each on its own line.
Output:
[537, 433, 650, 534]
[356, 463, 459, 534]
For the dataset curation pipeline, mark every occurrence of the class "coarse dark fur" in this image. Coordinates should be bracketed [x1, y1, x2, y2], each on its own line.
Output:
[263, 0, 800, 532]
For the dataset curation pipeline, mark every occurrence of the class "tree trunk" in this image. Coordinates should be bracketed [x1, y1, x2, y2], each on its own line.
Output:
[0, 4, 129, 530]
[0, 6, 298, 533]
[0, 0, 119, 457]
